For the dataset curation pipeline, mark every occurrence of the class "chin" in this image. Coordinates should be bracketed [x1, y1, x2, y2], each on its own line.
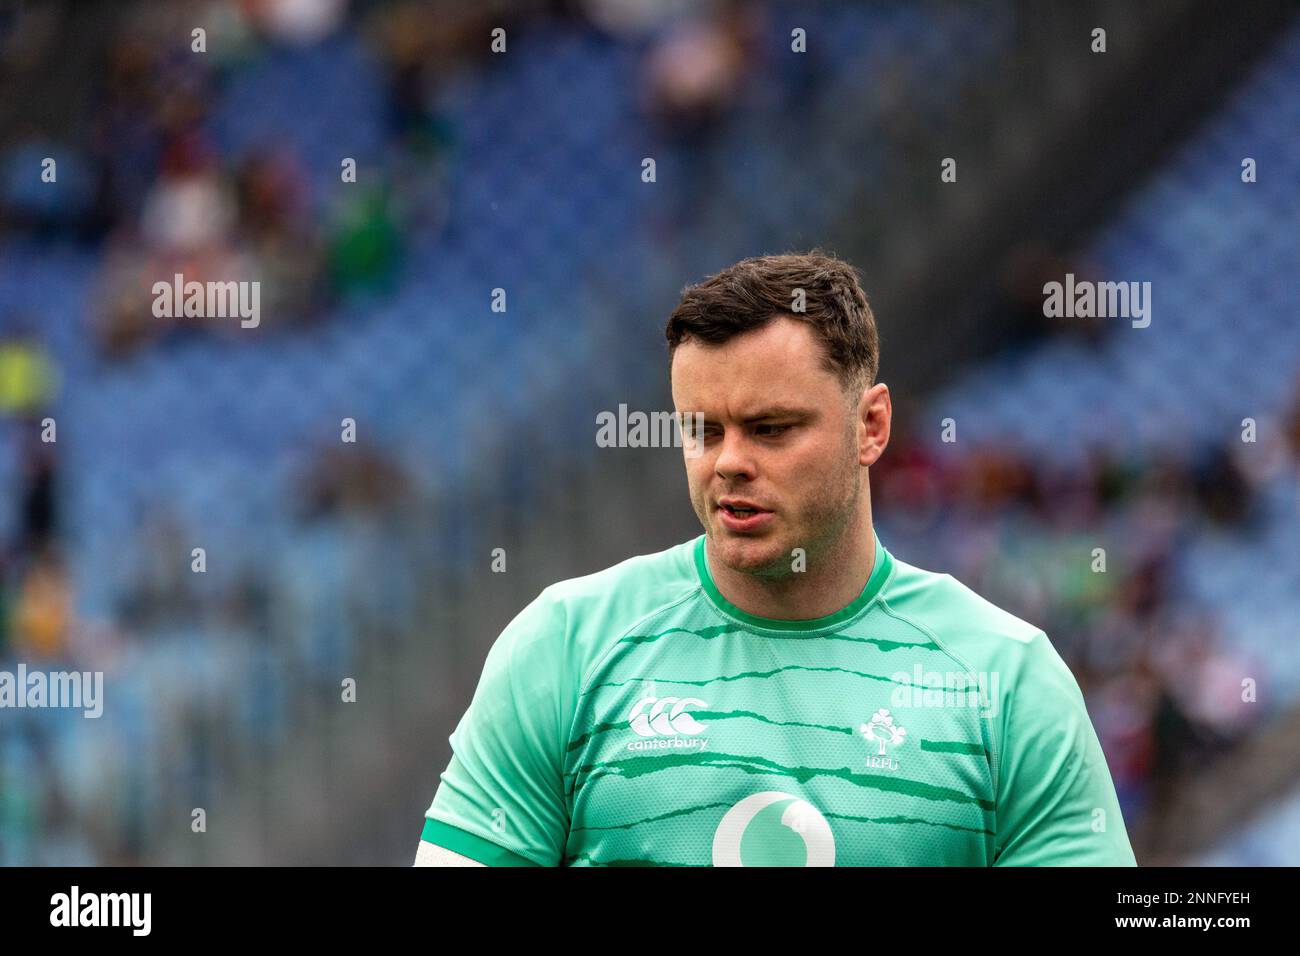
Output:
[712, 531, 785, 574]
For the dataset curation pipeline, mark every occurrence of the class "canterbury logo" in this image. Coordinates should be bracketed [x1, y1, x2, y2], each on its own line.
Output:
[628, 696, 708, 737]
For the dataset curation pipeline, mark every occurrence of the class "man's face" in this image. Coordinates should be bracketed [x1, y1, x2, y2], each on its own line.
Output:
[670, 315, 868, 578]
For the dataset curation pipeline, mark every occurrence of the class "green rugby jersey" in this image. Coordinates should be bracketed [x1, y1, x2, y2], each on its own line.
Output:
[421, 532, 1136, 866]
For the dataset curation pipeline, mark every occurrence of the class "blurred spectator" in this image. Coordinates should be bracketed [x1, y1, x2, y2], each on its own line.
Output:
[0, 329, 59, 417]
[90, 37, 170, 234]
[234, 147, 325, 323]
[641, 2, 759, 139]
[1090, 667, 1158, 819]
[581, 0, 692, 38]
[12, 543, 73, 660]
[118, 508, 200, 633]
[19, 428, 59, 554]
[1285, 379, 1300, 459]
[1191, 442, 1253, 527]
[326, 183, 401, 299]
[246, 0, 349, 45]
[371, 0, 489, 141]
[140, 138, 235, 257]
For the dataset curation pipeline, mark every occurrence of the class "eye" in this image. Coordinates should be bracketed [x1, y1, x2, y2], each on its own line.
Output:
[683, 420, 722, 441]
[755, 423, 793, 437]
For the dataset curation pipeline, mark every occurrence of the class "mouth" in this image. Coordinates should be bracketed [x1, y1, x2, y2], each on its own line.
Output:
[716, 499, 774, 532]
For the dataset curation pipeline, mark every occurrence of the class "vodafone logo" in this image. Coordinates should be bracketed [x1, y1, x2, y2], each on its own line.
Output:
[712, 792, 836, 866]
[627, 696, 708, 737]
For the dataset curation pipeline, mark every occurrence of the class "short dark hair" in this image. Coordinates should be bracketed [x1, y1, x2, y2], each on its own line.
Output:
[665, 250, 879, 393]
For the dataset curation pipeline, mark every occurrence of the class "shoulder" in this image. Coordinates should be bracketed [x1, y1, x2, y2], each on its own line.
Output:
[543, 535, 702, 608]
[499, 536, 703, 673]
[877, 552, 1053, 675]
[876, 550, 1094, 769]
[541, 535, 701, 623]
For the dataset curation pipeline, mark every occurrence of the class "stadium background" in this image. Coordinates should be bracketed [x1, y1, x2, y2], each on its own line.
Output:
[0, 0, 1297, 865]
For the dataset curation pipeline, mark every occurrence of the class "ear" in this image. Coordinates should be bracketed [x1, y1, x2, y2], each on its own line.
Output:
[859, 383, 890, 467]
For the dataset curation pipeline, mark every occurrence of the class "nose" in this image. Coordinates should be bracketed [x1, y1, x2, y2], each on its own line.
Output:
[714, 429, 757, 482]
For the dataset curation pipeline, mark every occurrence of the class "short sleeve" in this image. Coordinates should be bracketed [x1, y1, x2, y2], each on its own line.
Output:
[992, 632, 1137, 866]
[421, 589, 572, 866]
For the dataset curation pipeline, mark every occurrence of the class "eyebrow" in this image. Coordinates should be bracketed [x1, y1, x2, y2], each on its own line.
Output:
[686, 406, 816, 423]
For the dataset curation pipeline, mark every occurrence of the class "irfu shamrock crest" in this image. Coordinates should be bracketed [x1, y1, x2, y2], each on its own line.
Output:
[859, 708, 908, 756]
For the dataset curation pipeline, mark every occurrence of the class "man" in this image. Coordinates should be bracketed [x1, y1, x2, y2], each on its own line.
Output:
[415, 251, 1136, 866]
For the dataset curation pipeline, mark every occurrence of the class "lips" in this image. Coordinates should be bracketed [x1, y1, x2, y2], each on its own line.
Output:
[716, 499, 774, 532]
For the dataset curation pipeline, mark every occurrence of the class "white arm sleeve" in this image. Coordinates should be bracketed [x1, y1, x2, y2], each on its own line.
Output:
[413, 841, 487, 867]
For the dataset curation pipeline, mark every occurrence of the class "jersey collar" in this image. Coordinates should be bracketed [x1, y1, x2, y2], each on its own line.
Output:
[693, 530, 894, 632]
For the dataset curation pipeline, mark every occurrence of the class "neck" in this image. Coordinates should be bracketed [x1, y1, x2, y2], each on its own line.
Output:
[706, 497, 876, 621]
